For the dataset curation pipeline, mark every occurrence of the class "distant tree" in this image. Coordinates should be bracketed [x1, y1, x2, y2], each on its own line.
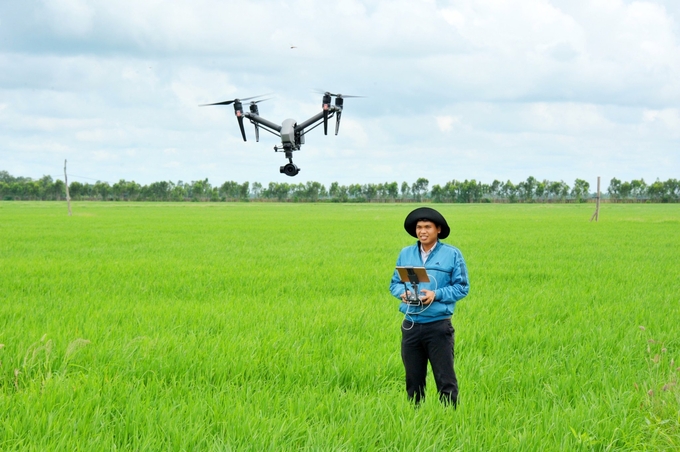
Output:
[192, 178, 212, 201]
[93, 181, 111, 201]
[385, 182, 399, 200]
[341, 185, 350, 202]
[21, 181, 40, 199]
[171, 181, 187, 201]
[630, 179, 647, 199]
[571, 179, 590, 203]
[608, 177, 622, 200]
[219, 181, 239, 200]
[69, 181, 85, 200]
[547, 181, 560, 200]
[443, 180, 460, 203]
[518, 176, 537, 202]
[239, 182, 250, 201]
[362, 183, 377, 201]
[145, 181, 171, 201]
[0, 171, 13, 183]
[348, 184, 363, 199]
[501, 180, 518, 203]
[431, 184, 444, 203]
[6, 181, 23, 199]
[303, 181, 323, 202]
[251, 182, 262, 199]
[267, 182, 290, 201]
[400, 181, 411, 200]
[112, 179, 141, 201]
[111, 180, 124, 200]
[664, 178, 679, 201]
[559, 181, 570, 201]
[480, 182, 492, 201]
[647, 179, 666, 202]
[459, 179, 483, 203]
[619, 181, 632, 199]
[31, 175, 65, 200]
[329, 182, 340, 199]
[49, 179, 66, 200]
[489, 180, 502, 200]
[411, 178, 429, 202]
[375, 183, 386, 200]
[535, 180, 547, 201]
[545, 180, 569, 202]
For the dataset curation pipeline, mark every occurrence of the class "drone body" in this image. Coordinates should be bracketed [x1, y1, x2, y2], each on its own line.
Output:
[201, 92, 360, 176]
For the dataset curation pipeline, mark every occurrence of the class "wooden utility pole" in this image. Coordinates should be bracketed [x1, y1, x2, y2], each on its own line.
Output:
[64, 159, 72, 216]
[590, 176, 600, 222]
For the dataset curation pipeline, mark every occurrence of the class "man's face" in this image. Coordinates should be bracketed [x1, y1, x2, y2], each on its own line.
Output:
[416, 220, 440, 248]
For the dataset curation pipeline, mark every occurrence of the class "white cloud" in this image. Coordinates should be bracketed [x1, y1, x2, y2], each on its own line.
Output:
[642, 108, 680, 137]
[1, 0, 679, 185]
[435, 115, 460, 132]
[40, 0, 95, 36]
[91, 150, 118, 161]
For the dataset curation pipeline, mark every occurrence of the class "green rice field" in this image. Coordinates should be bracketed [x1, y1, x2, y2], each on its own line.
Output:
[1, 201, 678, 451]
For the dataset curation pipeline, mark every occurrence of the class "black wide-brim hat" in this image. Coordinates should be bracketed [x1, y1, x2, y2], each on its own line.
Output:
[404, 207, 450, 239]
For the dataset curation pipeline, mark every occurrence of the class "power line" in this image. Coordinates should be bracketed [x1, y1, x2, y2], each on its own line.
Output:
[68, 174, 113, 183]
[45, 174, 113, 183]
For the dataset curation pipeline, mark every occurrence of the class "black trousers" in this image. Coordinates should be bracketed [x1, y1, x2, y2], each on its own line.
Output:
[401, 318, 457, 405]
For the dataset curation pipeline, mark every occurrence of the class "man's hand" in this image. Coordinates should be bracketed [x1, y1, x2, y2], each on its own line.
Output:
[419, 289, 435, 305]
[400, 290, 436, 305]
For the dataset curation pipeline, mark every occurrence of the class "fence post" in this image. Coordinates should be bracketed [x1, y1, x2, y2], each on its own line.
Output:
[64, 160, 72, 216]
[590, 176, 600, 222]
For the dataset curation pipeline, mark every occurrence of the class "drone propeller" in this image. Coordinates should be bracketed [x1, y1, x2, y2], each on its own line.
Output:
[199, 94, 267, 107]
[315, 90, 365, 99]
[316, 91, 365, 135]
[200, 94, 271, 141]
[316, 90, 365, 134]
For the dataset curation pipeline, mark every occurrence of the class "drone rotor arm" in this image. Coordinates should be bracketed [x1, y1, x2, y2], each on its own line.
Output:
[297, 112, 334, 136]
[248, 120, 281, 139]
[245, 113, 282, 133]
[295, 110, 330, 132]
[245, 114, 281, 140]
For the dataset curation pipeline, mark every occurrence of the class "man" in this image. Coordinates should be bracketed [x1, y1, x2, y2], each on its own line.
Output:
[389, 207, 469, 406]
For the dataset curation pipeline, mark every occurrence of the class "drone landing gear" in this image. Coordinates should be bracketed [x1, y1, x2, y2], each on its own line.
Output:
[275, 145, 301, 177]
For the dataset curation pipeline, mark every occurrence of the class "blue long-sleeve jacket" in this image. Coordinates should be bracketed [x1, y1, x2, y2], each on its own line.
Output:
[389, 241, 469, 323]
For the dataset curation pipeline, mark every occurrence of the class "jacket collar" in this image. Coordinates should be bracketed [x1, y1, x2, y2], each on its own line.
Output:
[417, 240, 440, 253]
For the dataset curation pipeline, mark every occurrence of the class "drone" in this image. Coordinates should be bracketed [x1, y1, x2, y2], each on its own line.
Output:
[200, 91, 361, 176]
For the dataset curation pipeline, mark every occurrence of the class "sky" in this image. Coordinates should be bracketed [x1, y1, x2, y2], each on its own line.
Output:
[1, 0, 679, 189]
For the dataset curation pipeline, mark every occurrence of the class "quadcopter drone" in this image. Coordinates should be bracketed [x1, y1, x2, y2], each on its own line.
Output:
[200, 91, 360, 176]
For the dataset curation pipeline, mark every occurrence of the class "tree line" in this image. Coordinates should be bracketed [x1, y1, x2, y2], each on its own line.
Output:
[1, 171, 678, 203]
